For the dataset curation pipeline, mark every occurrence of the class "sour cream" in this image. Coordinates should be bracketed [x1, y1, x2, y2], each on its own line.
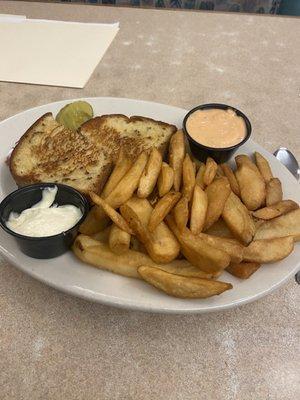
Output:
[186, 108, 246, 148]
[7, 186, 82, 237]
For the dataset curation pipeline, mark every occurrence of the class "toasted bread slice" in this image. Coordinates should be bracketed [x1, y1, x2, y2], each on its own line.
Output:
[79, 114, 176, 162]
[10, 113, 176, 196]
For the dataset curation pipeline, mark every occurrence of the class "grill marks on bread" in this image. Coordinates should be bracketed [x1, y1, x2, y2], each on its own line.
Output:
[10, 113, 176, 196]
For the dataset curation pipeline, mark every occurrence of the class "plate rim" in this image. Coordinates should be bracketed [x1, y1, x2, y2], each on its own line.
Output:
[0, 96, 299, 314]
[0, 246, 298, 314]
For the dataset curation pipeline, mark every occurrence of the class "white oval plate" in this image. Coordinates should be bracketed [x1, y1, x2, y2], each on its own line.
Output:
[0, 97, 299, 314]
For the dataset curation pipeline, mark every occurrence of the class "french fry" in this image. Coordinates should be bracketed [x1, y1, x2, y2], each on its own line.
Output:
[76, 145, 299, 300]
[203, 157, 218, 186]
[157, 259, 212, 279]
[166, 216, 231, 273]
[220, 164, 240, 196]
[215, 165, 225, 178]
[173, 196, 189, 231]
[243, 237, 294, 263]
[92, 226, 111, 243]
[182, 154, 196, 201]
[255, 152, 273, 183]
[137, 148, 162, 198]
[79, 206, 110, 235]
[73, 236, 141, 278]
[73, 235, 212, 279]
[190, 184, 207, 234]
[169, 130, 185, 191]
[138, 266, 232, 299]
[195, 162, 206, 189]
[89, 192, 133, 234]
[198, 233, 244, 264]
[235, 155, 266, 210]
[74, 234, 103, 249]
[86, 152, 148, 233]
[222, 192, 256, 245]
[204, 177, 231, 230]
[109, 224, 131, 255]
[254, 209, 300, 241]
[126, 196, 173, 227]
[102, 149, 132, 198]
[226, 262, 261, 279]
[126, 196, 181, 258]
[105, 151, 148, 208]
[205, 218, 234, 238]
[252, 200, 299, 220]
[157, 162, 174, 197]
[120, 203, 180, 264]
[266, 177, 283, 206]
[192, 161, 197, 175]
[148, 191, 181, 232]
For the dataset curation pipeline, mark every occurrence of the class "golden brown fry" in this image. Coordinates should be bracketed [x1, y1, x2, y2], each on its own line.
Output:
[173, 196, 189, 231]
[252, 200, 299, 220]
[192, 161, 197, 175]
[126, 196, 181, 260]
[235, 154, 266, 210]
[254, 209, 300, 241]
[75, 234, 103, 249]
[120, 203, 180, 264]
[182, 154, 196, 201]
[158, 259, 212, 279]
[204, 177, 231, 230]
[157, 162, 174, 197]
[109, 224, 131, 255]
[205, 219, 234, 238]
[203, 157, 218, 186]
[89, 192, 133, 234]
[266, 177, 283, 206]
[120, 204, 151, 244]
[102, 149, 132, 199]
[73, 236, 142, 278]
[92, 226, 111, 243]
[215, 165, 225, 178]
[166, 216, 230, 274]
[138, 266, 232, 299]
[169, 130, 185, 191]
[195, 162, 206, 189]
[222, 192, 256, 245]
[105, 151, 148, 208]
[137, 148, 162, 198]
[85, 152, 148, 234]
[255, 152, 273, 183]
[79, 206, 110, 235]
[243, 237, 294, 263]
[190, 184, 208, 235]
[73, 235, 212, 280]
[226, 262, 261, 279]
[220, 164, 240, 196]
[198, 233, 244, 264]
[148, 191, 181, 232]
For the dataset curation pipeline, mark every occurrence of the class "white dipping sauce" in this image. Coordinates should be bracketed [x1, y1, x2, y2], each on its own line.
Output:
[7, 186, 82, 237]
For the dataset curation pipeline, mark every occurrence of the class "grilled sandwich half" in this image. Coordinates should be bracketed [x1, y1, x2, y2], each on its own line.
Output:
[10, 113, 177, 196]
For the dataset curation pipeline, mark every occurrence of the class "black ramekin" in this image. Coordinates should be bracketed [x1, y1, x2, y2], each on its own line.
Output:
[0, 183, 89, 259]
[182, 103, 252, 163]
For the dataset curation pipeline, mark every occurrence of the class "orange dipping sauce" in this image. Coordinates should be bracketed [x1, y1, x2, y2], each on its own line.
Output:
[186, 108, 246, 149]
